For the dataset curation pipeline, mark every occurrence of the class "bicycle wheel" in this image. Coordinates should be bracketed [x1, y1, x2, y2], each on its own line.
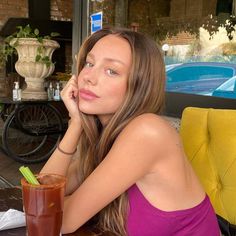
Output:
[0, 104, 16, 121]
[2, 104, 63, 163]
[0, 104, 17, 155]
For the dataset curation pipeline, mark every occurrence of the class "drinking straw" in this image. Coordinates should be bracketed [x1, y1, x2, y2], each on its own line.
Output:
[19, 166, 40, 185]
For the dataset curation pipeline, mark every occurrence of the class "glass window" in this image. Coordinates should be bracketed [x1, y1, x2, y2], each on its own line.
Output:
[88, 0, 236, 101]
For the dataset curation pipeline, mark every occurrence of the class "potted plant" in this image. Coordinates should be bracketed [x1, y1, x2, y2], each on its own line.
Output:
[2, 24, 60, 100]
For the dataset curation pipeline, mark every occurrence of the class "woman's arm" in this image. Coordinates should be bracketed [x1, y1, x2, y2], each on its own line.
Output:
[40, 119, 81, 176]
[40, 75, 82, 193]
[61, 114, 168, 234]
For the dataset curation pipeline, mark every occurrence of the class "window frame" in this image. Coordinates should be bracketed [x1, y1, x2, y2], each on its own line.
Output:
[165, 92, 236, 118]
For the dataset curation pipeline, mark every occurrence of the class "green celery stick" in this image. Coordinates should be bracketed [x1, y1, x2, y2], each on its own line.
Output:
[19, 166, 40, 185]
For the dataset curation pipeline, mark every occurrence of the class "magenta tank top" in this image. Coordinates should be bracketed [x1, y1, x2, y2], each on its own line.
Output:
[127, 184, 220, 236]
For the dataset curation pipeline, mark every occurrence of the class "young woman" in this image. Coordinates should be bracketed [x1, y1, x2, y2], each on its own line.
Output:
[40, 27, 220, 236]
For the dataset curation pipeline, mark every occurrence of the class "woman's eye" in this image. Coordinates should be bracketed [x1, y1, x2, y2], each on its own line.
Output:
[107, 69, 118, 76]
[84, 62, 93, 68]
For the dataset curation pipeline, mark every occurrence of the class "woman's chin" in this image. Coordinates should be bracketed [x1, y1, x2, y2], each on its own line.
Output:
[79, 105, 96, 115]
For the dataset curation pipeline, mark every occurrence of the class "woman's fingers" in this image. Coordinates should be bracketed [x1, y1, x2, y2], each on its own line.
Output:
[60, 75, 81, 119]
[71, 74, 77, 82]
[72, 88, 79, 98]
[61, 75, 78, 98]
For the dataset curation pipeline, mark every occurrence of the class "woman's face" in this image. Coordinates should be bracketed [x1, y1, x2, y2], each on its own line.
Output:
[77, 34, 132, 125]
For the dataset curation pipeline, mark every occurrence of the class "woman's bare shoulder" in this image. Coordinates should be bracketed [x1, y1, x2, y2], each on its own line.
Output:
[113, 113, 179, 156]
[122, 113, 175, 138]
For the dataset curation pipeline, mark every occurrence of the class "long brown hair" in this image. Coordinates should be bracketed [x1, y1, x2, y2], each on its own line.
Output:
[76, 27, 166, 235]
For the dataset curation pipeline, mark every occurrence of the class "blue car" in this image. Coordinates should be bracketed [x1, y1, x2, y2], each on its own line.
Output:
[166, 62, 236, 96]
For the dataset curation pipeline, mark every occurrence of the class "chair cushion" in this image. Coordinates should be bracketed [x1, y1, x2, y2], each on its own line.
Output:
[180, 107, 236, 225]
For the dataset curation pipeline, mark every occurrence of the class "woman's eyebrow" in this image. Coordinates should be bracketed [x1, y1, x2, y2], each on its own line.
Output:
[103, 58, 126, 66]
[87, 53, 126, 66]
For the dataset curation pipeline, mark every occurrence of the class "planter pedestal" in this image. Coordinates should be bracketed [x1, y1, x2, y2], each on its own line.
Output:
[21, 77, 47, 100]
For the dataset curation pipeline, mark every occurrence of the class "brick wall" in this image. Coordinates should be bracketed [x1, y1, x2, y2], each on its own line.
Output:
[126, 0, 218, 46]
[166, 32, 195, 45]
[128, 0, 170, 36]
[202, 0, 217, 16]
[0, 0, 28, 30]
[167, 0, 203, 45]
[164, 0, 218, 46]
[170, 0, 203, 18]
[0, 0, 73, 30]
[170, 0, 186, 18]
[51, 0, 72, 21]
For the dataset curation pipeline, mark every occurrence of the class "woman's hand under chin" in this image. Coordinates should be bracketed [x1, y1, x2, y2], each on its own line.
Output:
[61, 75, 81, 125]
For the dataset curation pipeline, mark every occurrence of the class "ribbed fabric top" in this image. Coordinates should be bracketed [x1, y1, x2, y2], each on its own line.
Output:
[126, 184, 220, 236]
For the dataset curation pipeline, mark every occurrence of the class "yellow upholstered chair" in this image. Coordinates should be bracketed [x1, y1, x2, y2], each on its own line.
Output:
[179, 107, 236, 229]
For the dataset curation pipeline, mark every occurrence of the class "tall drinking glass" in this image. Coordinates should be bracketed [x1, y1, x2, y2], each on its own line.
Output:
[21, 173, 66, 236]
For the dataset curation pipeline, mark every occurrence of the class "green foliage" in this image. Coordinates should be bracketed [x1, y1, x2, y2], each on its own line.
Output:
[0, 24, 60, 68]
[154, 14, 236, 43]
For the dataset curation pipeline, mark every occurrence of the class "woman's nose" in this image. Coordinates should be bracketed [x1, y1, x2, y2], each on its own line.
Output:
[83, 68, 98, 85]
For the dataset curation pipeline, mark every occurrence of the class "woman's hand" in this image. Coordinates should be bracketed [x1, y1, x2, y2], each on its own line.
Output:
[61, 75, 80, 123]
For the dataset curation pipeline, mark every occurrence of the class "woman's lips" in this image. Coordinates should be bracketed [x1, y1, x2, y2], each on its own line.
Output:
[79, 89, 99, 100]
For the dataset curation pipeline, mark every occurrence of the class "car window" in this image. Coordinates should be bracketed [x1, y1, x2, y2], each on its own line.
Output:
[167, 66, 234, 82]
[211, 76, 236, 99]
[215, 78, 235, 91]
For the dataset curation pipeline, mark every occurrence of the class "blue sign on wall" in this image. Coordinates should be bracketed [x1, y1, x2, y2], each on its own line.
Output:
[90, 11, 103, 34]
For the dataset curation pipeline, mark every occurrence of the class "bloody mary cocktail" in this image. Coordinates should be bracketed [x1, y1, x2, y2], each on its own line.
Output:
[21, 174, 66, 236]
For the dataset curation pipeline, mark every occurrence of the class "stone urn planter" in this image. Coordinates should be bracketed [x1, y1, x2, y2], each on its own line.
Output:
[10, 38, 60, 100]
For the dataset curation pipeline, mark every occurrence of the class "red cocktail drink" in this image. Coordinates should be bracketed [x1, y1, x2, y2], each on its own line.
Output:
[21, 174, 66, 236]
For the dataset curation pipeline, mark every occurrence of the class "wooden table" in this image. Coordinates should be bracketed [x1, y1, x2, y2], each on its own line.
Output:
[0, 187, 113, 236]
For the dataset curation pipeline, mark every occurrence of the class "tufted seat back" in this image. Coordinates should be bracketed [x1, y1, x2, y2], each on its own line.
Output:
[179, 107, 236, 225]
